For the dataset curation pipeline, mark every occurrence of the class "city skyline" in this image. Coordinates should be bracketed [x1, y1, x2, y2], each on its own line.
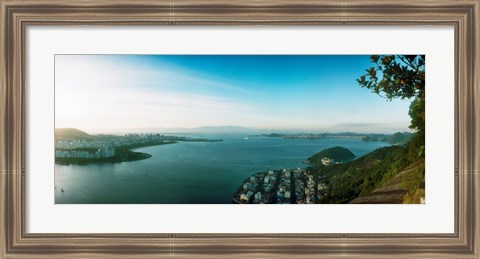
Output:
[55, 55, 413, 134]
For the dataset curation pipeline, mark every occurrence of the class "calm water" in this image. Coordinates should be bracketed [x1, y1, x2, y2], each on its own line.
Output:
[55, 134, 388, 204]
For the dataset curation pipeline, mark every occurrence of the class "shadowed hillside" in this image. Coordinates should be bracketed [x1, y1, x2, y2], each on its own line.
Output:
[348, 161, 424, 204]
[55, 128, 91, 139]
[310, 133, 425, 204]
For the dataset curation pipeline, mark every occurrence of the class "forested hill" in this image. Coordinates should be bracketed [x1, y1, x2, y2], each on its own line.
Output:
[307, 146, 355, 164]
[311, 136, 425, 204]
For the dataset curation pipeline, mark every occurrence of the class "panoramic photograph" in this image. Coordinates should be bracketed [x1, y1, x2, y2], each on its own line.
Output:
[54, 54, 425, 204]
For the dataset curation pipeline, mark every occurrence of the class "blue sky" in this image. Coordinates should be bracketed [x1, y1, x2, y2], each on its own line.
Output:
[55, 55, 412, 133]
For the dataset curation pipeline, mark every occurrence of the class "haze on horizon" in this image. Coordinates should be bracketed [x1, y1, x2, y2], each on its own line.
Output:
[55, 55, 413, 134]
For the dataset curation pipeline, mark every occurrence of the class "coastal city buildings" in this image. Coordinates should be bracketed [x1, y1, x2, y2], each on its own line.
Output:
[55, 147, 115, 159]
[55, 133, 182, 160]
[235, 166, 330, 204]
[321, 157, 334, 166]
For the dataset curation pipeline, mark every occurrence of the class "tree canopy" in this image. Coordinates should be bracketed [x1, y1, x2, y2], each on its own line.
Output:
[357, 55, 425, 132]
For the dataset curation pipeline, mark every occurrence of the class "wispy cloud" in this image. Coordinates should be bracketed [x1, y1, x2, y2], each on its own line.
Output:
[55, 55, 412, 133]
[55, 55, 248, 95]
[55, 56, 257, 131]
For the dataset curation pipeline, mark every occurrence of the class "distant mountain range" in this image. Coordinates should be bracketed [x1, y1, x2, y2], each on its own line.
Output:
[84, 126, 264, 134]
[362, 132, 413, 145]
[262, 131, 413, 145]
[181, 126, 262, 134]
[55, 127, 413, 140]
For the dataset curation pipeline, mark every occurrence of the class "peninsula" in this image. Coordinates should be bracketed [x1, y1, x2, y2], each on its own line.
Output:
[55, 128, 222, 165]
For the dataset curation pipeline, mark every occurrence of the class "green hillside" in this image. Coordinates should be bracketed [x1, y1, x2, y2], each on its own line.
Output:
[311, 134, 424, 204]
[349, 161, 424, 204]
[55, 128, 92, 139]
[307, 146, 355, 165]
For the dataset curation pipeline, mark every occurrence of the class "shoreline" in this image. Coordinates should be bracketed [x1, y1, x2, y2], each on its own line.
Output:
[55, 139, 223, 166]
[55, 141, 176, 165]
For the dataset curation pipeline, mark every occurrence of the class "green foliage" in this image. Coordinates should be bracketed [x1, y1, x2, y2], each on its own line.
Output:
[400, 163, 425, 195]
[405, 130, 425, 160]
[357, 55, 425, 100]
[357, 55, 425, 133]
[312, 134, 425, 204]
[308, 146, 356, 165]
[409, 95, 425, 132]
[310, 55, 428, 204]
[312, 146, 405, 203]
[402, 165, 425, 204]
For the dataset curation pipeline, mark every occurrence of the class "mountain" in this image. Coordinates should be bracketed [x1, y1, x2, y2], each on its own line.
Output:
[307, 146, 355, 164]
[55, 128, 91, 139]
[312, 146, 404, 203]
[311, 140, 424, 204]
[105, 126, 265, 134]
[192, 126, 262, 134]
[384, 132, 413, 145]
[348, 161, 425, 204]
[361, 132, 413, 144]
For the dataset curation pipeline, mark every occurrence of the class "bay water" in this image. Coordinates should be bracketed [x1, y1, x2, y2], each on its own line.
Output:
[55, 134, 388, 204]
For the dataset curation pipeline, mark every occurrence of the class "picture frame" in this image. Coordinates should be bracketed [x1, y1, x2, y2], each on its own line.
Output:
[1, 0, 478, 257]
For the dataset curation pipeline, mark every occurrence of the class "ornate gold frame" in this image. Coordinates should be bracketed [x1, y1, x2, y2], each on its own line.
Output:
[1, 0, 479, 257]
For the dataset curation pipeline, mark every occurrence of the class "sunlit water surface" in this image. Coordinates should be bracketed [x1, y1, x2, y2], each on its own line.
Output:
[55, 134, 388, 204]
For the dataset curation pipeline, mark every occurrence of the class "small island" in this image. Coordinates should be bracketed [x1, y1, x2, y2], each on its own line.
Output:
[306, 146, 356, 165]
